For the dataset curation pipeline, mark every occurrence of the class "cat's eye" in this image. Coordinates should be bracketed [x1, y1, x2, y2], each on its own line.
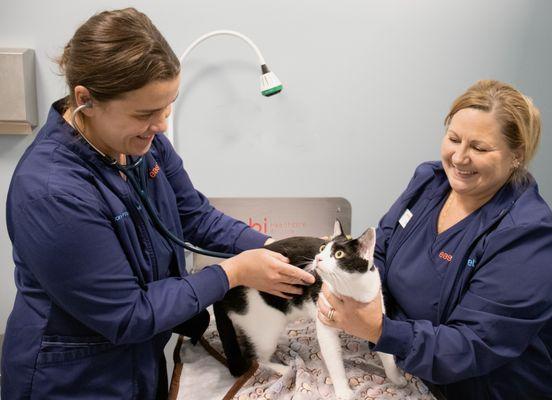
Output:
[335, 250, 345, 259]
[319, 244, 326, 252]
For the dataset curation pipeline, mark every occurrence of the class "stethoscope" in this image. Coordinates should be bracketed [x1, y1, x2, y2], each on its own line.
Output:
[71, 102, 235, 259]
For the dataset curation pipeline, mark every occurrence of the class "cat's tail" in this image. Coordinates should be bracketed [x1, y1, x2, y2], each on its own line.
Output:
[213, 301, 251, 377]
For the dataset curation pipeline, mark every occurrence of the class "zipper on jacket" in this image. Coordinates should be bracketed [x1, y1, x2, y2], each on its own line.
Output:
[124, 187, 159, 282]
[135, 202, 160, 281]
[118, 159, 162, 282]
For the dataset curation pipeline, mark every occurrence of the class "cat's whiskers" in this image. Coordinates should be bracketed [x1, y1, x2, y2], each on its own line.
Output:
[295, 258, 316, 273]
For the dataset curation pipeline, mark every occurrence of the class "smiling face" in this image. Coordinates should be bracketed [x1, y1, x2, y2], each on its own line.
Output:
[83, 76, 180, 159]
[441, 108, 520, 201]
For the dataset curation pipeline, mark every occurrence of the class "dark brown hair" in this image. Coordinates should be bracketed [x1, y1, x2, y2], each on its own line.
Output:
[444, 80, 541, 185]
[58, 8, 180, 107]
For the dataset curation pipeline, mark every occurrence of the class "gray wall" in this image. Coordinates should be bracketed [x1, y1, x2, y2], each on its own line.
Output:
[1, 0, 551, 333]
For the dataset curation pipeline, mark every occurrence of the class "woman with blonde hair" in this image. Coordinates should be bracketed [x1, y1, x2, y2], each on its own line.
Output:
[318, 80, 552, 399]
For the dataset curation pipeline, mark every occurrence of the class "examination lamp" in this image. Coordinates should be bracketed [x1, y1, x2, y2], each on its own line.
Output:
[166, 30, 283, 144]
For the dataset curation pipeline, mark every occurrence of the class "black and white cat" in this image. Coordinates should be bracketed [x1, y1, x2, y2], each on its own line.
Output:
[214, 221, 406, 399]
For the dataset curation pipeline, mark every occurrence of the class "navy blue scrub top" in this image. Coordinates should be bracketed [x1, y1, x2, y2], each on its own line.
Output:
[126, 166, 178, 279]
[387, 191, 480, 323]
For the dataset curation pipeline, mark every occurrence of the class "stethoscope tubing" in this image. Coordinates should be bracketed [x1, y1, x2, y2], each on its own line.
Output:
[70, 103, 236, 259]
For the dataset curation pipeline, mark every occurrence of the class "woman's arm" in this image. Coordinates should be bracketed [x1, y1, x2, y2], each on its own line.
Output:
[154, 134, 268, 254]
[322, 223, 552, 384]
[154, 135, 315, 297]
[11, 194, 230, 345]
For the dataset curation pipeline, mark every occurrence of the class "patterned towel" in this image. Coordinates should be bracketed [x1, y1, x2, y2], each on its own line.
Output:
[171, 316, 435, 400]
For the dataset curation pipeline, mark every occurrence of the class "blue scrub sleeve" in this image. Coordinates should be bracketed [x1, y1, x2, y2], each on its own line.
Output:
[11, 194, 229, 345]
[155, 134, 269, 253]
[373, 223, 552, 384]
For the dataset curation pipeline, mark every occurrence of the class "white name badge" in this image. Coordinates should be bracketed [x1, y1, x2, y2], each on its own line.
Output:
[399, 209, 413, 228]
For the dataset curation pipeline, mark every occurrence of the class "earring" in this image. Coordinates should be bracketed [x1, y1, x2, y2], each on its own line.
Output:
[512, 159, 521, 169]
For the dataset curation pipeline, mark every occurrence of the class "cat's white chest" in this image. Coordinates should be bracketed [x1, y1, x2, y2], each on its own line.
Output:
[286, 301, 317, 322]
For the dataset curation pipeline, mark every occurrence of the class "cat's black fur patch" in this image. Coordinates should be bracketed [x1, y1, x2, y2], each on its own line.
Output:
[213, 302, 251, 375]
[330, 237, 370, 273]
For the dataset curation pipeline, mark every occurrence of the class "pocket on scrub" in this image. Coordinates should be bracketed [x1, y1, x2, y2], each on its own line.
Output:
[31, 336, 135, 399]
[37, 335, 114, 364]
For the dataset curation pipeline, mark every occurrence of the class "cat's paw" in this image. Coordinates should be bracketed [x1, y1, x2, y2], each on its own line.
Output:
[388, 373, 408, 387]
[334, 386, 354, 400]
[265, 362, 291, 376]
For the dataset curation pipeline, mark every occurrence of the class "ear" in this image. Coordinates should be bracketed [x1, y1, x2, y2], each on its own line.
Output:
[512, 148, 524, 168]
[357, 227, 376, 260]
[74, 85, 94, 116]
[332, 219, 344, 239]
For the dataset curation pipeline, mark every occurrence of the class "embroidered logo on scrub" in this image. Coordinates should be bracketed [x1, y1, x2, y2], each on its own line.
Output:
[438, 252, 476, 268]
[439, 251, 453, 262]
[149, 163, 160, 179]
[114, 211, 129, 222]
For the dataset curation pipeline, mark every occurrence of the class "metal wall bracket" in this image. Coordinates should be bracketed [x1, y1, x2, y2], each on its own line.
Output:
[0, 48, 38, 134]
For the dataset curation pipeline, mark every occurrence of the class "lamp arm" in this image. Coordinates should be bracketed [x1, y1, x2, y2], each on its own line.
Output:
[179, 30, 266, 65]
[167, 30, 277, 145]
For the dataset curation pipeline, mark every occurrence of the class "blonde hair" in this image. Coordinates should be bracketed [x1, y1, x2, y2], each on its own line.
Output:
[57, 8, 180, 108]
[444, 80, 541, 185]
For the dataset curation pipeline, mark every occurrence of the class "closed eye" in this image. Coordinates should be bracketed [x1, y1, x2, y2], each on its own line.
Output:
[448, 136, 460, 143]
[135, 113, 154, 121]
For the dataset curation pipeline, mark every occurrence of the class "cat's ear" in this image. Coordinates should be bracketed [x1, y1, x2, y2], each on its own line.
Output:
[332, 219, 344, 239]
[357, 227, 376, 259]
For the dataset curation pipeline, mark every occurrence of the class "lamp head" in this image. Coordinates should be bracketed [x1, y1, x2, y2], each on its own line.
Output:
[260, 64, 283, 97]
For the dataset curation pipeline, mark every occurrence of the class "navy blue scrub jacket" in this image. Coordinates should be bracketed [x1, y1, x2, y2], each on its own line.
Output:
[373, 162, 552, 400]
[1, 100, 268, 399]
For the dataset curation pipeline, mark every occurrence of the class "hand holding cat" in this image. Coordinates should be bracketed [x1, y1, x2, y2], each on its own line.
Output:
[220, 248, 316, 299]
[317, 283, 383, 343]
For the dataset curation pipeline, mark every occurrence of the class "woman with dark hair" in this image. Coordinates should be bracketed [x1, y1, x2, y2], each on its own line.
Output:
[1, 8, 314, 399]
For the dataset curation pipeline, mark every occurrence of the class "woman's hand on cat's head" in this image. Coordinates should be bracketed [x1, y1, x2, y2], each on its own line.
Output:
[220, 248, 316, 298]
[317, 283, 383, 343]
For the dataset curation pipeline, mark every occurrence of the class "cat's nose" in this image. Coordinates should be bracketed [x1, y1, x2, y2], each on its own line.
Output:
[315, 254, 322, 263]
